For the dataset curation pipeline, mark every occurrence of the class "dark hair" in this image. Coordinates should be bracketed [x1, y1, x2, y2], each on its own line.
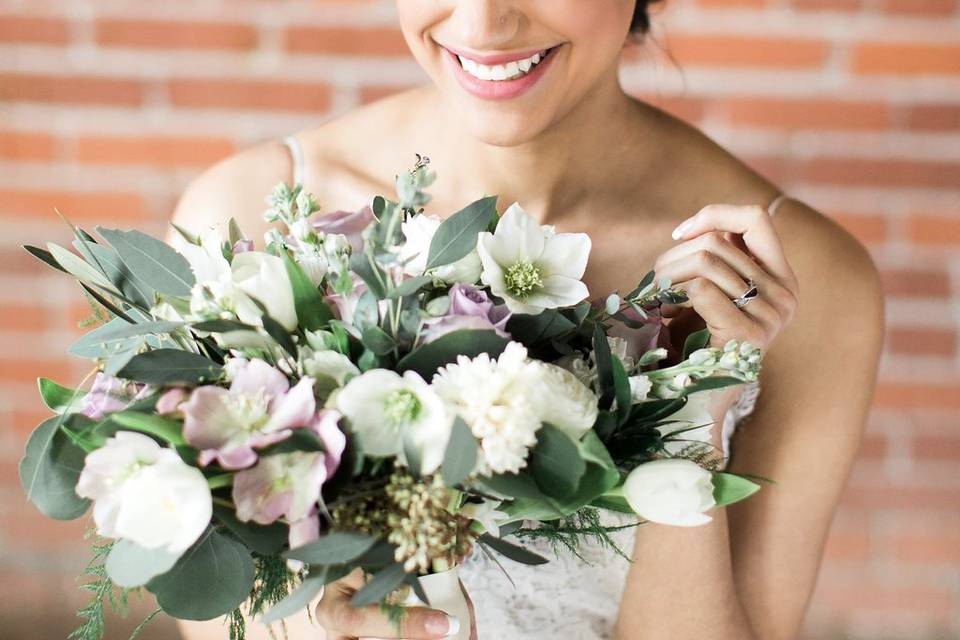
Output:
[629, 0, 664, 36]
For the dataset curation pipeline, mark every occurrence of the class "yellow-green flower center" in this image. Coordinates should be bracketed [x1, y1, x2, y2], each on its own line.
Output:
[384, 389, 422, 428]
[504, 260, 543, 298]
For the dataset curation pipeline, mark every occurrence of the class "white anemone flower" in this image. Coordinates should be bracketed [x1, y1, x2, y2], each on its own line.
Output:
[477, 203, 591, 314]
[335, 369, 452, 474]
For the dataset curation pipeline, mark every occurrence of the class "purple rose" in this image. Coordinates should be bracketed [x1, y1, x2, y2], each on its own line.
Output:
[606, 304, 676, 364]
[312, 205, 374, 252]
[80, 373, 150, 421]
[232, 239, 255, 254]
[422, 284, 512, 344]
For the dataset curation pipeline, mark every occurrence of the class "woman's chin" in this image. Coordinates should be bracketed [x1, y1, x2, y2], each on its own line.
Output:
[453, 104, 555, 148]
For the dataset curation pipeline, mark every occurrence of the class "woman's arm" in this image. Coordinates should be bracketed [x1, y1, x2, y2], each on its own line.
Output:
[617, 200, 884, 639]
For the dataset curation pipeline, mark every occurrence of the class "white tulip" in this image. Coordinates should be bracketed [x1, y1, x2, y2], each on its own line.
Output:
[477, 202, 591, 314]
[231, 251, 298, 331]
[335, 369, 452, 474]
[398, 213, 482, 284]
[76, 431, 212, 553]
[623, 459, 716, 527]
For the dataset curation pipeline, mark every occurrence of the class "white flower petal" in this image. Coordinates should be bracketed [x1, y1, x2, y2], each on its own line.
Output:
[538, 232, 591, 279]
[525, 275, 589, 309]
[497, 202, 545, 262]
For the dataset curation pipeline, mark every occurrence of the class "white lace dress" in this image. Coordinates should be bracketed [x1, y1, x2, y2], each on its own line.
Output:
[459, 380, 761, 639]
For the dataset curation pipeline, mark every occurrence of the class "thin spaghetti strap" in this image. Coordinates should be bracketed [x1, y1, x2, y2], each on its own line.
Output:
[766, 192, 789, 218]
[281, 134, 305, 187]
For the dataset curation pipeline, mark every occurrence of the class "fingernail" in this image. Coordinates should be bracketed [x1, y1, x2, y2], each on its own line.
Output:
[671, 218, 693, 240]
[425, 612, 459, 637]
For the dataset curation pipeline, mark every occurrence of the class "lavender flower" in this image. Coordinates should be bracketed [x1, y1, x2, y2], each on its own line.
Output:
[421, 284, 511, 344]
[80, 373, 150, 421]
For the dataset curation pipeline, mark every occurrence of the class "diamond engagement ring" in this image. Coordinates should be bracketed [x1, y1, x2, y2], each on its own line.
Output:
[733, 279, 759, 308]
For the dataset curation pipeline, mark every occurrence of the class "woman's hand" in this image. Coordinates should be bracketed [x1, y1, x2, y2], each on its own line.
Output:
[654, 203, 799, 351]
[315, 569, 476, 640]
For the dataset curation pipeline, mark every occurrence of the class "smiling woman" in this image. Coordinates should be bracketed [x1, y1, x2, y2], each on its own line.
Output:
[169, 1, 883, 639]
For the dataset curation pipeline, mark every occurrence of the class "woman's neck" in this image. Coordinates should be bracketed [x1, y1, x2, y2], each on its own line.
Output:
[416, 72, 656, 225]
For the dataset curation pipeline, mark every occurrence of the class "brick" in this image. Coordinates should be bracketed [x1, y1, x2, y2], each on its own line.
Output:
[359, 84, 416, 105]
[697, 0, 768, 7]
[634, 93, 708, 123]
[0, 15, 70, 45]
[852, 42, 960, 75]
[95, 18, 258, 51]
[907, 214, 960, 246]
[0, 73, 145, 107]
[0, 302, 55, 332]
[880, 268, 951, 298]
[75, 135, 235, 167]
[814, 585, 954, 618]
[0, 357, 76, 387]
[167, 78, 331, 112]
[830, 212, 887, 245]
[285, 26, 411, 56]
[903, 104, 960, 130]
[887, 327, 957, 356]
[723, 97, 889, 130]
[912, 435, 960, 461]
[793, 0, 863, 9]
[796, 157, 960, 189]
[0, 130, 57, 161]
[879, 0, 957, 16]
[874, 382, 960, 409]
[665, 34, 830, 68]
[0, 189, 148, 224]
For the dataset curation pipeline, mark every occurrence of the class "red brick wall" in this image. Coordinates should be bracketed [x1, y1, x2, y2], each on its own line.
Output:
[1, 1, 957, 638]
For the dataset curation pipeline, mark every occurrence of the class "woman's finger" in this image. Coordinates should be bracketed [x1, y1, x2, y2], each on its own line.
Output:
[654, 249, 750, 300]
[671, 278, 769, 347]
[671, 204, 796, 287]
[320, 603, 455, 639]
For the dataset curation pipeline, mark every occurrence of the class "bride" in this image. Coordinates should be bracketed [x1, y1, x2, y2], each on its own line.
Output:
[172, 2, 883, 638]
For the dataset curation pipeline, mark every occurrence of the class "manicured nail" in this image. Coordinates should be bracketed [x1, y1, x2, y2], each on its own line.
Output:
[425, 612, 459, 637]
[671, 218, 694, 240]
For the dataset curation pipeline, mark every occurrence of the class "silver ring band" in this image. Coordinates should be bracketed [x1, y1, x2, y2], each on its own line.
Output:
[733, 279, 759, 309]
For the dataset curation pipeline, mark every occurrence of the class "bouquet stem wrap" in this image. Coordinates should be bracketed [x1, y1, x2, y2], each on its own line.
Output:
[407, 566, 471, 640]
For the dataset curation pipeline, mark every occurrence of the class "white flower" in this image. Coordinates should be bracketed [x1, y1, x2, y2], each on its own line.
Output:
[531, 362, 598, 441]
[432, 342, 543, 475]
[173, 227, 231, 285]
[623, 459, 715, 527]
[76, 431, 212, 553]
[302, 349, 360, 399]
[336, 369, 451, 474]
[230, 251, 298, 331]
[628, 375, 652, 404]
[477, 202, 590, 314]
[657, 391, 714, 455]
[460, 498, 508, 537]
[398, 213, 482, 284]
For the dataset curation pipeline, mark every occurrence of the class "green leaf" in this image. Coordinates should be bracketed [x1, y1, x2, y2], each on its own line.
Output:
[79, 240, 156, 309]
[19, 416, 90, 520]
[440, 417, 477, 487]
[191, 319, 258, 333]
[110, 411, 185, 446]
[259, 571, 327, 624]
[38, 378, 86, 414]
[213, 504, 287, 555]
[68, 318, 163, 359]
[529, 424, 586, 499]
[396, 329, 509, 379]
[424, 195, 496, 271]
[481, 471, 548, 501]
[23, 244, 67, 273]
[506, 310, 576, 345]
[593, 323, 614, 409]
[684, 376, 745, 394]
[350, 563, 407, 607]
[260, 313, 297, 357]
[282, 252, 333, 331]
[477, 533, 548, 565]
[349, 252, 387, 299]
[353, 289, 380, 331]
[682, 328, 711, 360]
[106, 539, 182, 588]
[388, 274, 433, 299]
[117, 349, 223, 385]
[96, 227, 195, 297]
[361, 326, 396, 356]
[612, 357, 632, 426]
[258, 429, 324, 456]
[284, 532, 376, 565]
[47, 242, 120, 295]
[712, 472, 761, 507]
[146, 527, 255, 621]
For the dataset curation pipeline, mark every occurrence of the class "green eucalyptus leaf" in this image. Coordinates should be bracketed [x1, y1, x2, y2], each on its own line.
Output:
[506, 310, 576, 345]
[349, 252, 387, 299]
[424, 195, 496, 271]
[529, 424, 585, 499]
[440, 417, 477, 487]
[146, 527, 255, 620]
[117, 349, 222, 385]
[389, 274, 433, 299]
[259, 571, 327, 624]
[96, 227, 195, 297]
[106, 539, 182, 588]
[284, 532, 376, 565]
[396, 329, 508, 379]
[19, 416, 90, 520]
[682, 328, 711, 360]
[361, 326, 396, 356]
[350, 563, 407, 607]
[110, 411, 185, 445]
[79, 240, 156, 309]
[213, 504, 286, 555]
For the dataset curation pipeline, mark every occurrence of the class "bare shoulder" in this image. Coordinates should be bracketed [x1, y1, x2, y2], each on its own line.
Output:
[168, 139, 293, 242]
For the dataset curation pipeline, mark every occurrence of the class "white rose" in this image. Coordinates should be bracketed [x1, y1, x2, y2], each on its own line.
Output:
[623, 459, 715, 527]
[76, 431, 212, 553]
[532, 362, 598, 441]
[399, 213, 482, 284]
[231, 251, 298, 331]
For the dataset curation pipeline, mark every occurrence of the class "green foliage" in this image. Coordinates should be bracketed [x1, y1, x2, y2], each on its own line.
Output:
[117, 349, 223, 385]
[712, 472, 762, 506]
[96, 227, 194, 296]
[350, 563, 406, 607]
[682, 327, 711, 359]
[512, 508, 637, 562]
[282, 252, 333, 331]
[68, 534, 130, 640]
[440, 417, 478, 487]
[424, 195, 496, 271]
[38, 377, 86, 414]
[284, 531, 376, 565]
[20, 415, 90, 520]
[529, 425, 586, 499]
[396, 329, 509, 379]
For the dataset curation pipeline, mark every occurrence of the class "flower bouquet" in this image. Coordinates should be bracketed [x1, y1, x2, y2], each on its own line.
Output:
[19, 155, 764, 640]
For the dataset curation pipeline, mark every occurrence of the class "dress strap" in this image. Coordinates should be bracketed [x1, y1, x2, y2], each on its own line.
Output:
[281, 134, 305, 187]
[766, 192, 789, 218]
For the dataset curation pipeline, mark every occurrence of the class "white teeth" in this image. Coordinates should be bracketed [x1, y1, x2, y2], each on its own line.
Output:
[456, 49, 549, 82]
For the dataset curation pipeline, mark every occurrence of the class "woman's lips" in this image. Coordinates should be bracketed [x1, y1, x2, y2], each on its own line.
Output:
[441, 44, 561, 101]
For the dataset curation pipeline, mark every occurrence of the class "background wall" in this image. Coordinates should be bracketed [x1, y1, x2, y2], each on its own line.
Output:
[0, 1, 958, 638]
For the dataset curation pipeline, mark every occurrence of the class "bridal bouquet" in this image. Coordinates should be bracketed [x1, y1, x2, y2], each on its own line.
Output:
[20, 156, 763, 640]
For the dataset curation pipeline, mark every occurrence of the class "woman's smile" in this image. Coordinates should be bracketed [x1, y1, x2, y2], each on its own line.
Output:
[438, 41, 564, 101]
